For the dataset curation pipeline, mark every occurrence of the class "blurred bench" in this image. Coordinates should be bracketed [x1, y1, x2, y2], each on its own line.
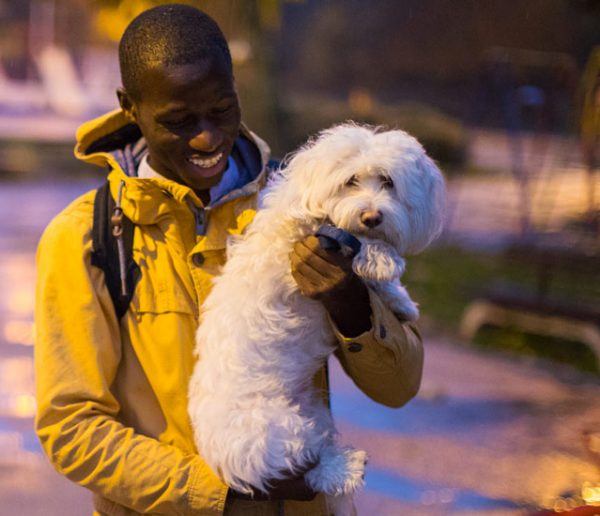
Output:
[460, 235, 600, 369]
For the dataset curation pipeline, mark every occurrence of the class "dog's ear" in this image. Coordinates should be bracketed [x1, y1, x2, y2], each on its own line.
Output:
[280, 142, 331, 219]
[279, 127, 362, 220]
[404, 154, 446, 255]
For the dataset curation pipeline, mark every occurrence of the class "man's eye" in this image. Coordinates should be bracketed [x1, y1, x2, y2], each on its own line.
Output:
[211, 104, 235, 116]
[345, 175, 359, 187]
[162, 116, 194, 129]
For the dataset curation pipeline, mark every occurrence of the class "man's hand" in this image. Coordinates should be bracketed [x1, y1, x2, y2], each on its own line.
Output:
[227, 473, 317, 502]
[289, 235, 372, 337]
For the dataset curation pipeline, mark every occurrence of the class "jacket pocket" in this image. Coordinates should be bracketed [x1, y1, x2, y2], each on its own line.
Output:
[131, 278, 196, 316]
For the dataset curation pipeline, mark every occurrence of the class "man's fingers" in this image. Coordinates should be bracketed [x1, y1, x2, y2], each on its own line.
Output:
[293, 237, 352, 272]
[293, 240, 339, 273]
[289, 250, 350, 295]
[290, 251, 331, 284]
[289, 253, 326, 298]
[290, 236, 358, 299]
[303, 235, 348, 264]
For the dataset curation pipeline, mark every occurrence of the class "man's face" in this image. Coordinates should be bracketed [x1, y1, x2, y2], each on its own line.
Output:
[119, 57, 241, 196]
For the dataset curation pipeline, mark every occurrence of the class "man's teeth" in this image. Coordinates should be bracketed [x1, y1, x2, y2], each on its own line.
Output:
[187, 152, 223, 168]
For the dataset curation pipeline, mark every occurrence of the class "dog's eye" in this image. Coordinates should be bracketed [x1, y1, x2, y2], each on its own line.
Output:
[345, 175, 359, 187]
[380, 175, 394, 189]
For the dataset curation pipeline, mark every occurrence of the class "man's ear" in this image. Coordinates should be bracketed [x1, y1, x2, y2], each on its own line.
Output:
[117, 88, 137, 122]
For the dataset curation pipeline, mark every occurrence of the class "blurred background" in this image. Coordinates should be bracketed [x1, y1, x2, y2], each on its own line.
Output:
[1, 0, 600, 515]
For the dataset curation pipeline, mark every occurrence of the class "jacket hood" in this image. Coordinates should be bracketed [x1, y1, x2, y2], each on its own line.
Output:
[75, 109, 144, 172]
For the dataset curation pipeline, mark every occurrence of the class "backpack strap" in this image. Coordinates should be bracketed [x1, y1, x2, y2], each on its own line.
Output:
[91, 180, 140, 319]
[90, 158, 277, 319]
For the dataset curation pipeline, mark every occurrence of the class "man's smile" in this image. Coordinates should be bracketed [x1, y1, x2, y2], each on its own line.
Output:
[187, 152, 224, 169]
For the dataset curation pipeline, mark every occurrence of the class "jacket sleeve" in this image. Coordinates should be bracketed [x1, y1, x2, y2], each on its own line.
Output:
[34, 208, 227, 515]
[331, 290, 424, 408]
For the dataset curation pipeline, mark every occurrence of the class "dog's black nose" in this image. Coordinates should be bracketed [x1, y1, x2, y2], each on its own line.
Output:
[360, 210, 383, 228]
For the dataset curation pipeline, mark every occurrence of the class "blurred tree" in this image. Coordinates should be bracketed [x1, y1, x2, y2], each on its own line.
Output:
[94, 0, 157, 42]
[569, 0, 600, 68]
[579, 46, 600, 221]
[280, 0, 583, 121]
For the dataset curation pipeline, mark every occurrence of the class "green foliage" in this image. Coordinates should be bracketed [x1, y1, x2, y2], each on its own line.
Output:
[404, 244, 600, 374]
[403, 244, 498, 329]
[473, 326, 599, 373]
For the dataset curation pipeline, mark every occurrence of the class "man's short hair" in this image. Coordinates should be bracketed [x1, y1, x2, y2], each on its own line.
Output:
[119, 4, 232, 100]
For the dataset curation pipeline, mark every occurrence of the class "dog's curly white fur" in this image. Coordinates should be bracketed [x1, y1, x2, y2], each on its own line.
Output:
[188, 124, 445, 514]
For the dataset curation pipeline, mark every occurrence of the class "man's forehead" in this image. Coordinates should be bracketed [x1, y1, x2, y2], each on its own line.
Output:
[136, 58, 235, 99]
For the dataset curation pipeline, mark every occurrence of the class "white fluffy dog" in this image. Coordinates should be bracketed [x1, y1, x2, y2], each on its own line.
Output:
[188, 124, 445, 514]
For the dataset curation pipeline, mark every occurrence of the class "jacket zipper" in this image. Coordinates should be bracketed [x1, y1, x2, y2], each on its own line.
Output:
[190, 203, 209, 236]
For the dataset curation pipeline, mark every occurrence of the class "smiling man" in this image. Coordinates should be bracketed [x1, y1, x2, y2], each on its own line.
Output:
[34, 4, 424, 516]
[116, 7, 242, 204]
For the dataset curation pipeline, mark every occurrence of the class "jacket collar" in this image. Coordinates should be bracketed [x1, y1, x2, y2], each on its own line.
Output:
[75, 109, 271, 225]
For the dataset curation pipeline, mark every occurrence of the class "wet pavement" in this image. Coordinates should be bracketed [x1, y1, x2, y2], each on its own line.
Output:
[1, 156, 599, 515]
[331, 342, 600, 515]
[0, 177, 101, 515]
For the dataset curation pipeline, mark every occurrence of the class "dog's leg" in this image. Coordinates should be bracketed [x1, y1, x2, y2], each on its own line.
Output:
[192, 392, 322, 494]
[352, 241, 419, 321]
[370, 279, 419, 321]
[352, 241, 403, 282]
[305, 443, 367, 497]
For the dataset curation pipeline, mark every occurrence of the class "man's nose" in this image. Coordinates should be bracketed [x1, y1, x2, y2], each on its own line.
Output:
[189, 122, 223, 153]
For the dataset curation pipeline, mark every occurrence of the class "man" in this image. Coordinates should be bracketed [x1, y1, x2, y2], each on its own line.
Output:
[35, 4, 423, 515]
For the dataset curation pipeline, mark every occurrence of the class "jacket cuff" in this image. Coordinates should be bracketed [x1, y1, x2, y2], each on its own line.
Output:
[187, 459, 229, 515]
[330, 289, 419, 368]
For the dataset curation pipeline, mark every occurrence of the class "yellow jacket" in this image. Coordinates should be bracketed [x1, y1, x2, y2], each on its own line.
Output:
[35, 110, 424, 515]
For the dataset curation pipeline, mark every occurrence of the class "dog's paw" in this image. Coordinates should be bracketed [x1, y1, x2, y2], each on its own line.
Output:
[394, 308, 419, 322]
[369, 280, 420, 322]
[392, 297, 420, 322]
[306, 447, 367, 496]
[352, 242, 403, 282]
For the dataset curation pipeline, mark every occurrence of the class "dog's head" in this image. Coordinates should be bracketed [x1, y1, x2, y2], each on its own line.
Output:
[279, 123, 446, 255]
